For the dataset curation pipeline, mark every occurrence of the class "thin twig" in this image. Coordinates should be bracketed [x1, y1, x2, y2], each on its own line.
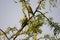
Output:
[37, 10, 52, 24]
[34, 0, 44, 14]
[0, 29, 10, 40]
[37, 11, 51, 21]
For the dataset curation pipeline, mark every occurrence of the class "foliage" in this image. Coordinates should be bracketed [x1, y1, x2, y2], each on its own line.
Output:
[0, 0, 60, 40]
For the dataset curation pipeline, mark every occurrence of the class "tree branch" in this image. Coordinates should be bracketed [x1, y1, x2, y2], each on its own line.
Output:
[37, 10, 52, 22]
[37, 10, 60, 28]
[34, 0, 44, 14]
[37, 11, 49, 20]
[10, 0, 44, 40]
[0, 29, 10, 40]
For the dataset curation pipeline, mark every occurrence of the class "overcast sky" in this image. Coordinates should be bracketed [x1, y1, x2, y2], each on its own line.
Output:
[0, 0, 60, 38]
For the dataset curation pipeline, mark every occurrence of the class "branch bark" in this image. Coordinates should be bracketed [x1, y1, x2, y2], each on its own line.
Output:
[37, 10, 53, 26]
[0, 29, 10, 40]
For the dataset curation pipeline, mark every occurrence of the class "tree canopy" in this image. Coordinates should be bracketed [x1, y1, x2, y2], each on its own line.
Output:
[0, 0, 60, 40]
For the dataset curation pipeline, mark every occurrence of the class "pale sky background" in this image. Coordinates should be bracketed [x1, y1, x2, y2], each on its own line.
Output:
[0, 0, 60, 38]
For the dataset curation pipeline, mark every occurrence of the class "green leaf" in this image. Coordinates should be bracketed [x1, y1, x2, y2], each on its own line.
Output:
[19, 0, 25, 2]
[44, 34, 49, 38]
[0, 32, 3, 36]
[37, 29, 42, 33]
